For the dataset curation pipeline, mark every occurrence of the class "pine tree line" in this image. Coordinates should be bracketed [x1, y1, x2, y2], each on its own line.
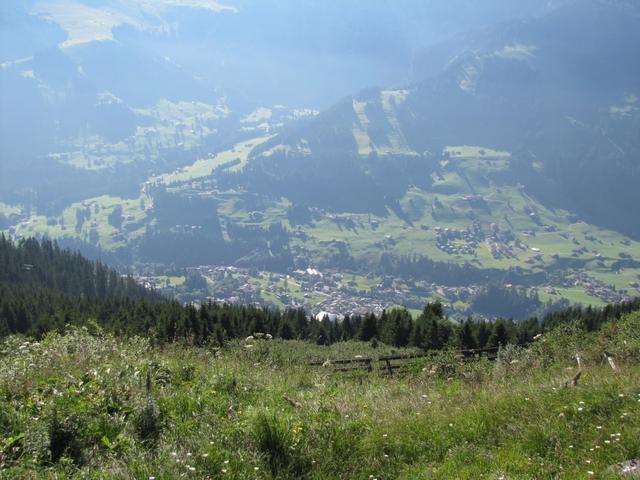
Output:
[0, 235, 150, 301]
[1, 236, 639, 348]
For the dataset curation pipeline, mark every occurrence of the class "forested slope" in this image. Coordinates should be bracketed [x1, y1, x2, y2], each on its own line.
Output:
[2, 237, 640, 350]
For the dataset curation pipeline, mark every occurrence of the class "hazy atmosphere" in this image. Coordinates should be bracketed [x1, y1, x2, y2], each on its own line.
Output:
[2, 0, 640, 319]
[1, 1, 640, 478]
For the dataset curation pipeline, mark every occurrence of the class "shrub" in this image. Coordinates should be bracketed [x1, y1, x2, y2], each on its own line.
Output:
[134, 399, 162, 446]
[179, 364, 196, 382]
[48, 408, 83, 464]
[612, 311, 640, 359]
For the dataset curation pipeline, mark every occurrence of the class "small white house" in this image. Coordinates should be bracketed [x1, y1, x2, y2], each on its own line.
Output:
[315, 311, 343, 322]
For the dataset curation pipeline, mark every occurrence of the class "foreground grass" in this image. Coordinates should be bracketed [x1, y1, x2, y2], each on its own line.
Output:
[1, 316, 639, 479]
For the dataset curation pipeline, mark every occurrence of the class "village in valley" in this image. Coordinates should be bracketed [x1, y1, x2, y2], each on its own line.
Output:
[135, 260, 637, 320]
[135, 262, 484, 316]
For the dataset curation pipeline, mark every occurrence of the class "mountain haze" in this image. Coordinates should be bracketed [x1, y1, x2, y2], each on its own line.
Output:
[255, 0, 640, 236]
[1, 0, 640, 319]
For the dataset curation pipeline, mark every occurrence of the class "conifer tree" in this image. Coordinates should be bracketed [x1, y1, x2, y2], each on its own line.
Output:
[459, 318, 476, 349]
[358, 313, 378, 342]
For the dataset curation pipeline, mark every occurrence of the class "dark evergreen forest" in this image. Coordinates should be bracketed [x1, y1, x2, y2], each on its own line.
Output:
[1, 236, 638, 349]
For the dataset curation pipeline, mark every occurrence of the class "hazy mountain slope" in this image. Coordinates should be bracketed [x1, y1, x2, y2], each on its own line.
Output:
[0, 0, 568, 212]
[255, 0, 640, 237]
[0, 0, 65, 61]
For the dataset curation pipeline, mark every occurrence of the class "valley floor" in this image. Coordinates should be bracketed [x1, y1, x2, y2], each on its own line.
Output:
[6, 143, 640, 320]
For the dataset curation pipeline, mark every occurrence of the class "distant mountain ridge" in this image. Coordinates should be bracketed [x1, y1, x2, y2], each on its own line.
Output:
[252, 0, 640, 237]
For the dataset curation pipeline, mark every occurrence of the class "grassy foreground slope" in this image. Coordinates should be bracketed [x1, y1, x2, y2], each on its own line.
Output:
[1, 315, 639, 479]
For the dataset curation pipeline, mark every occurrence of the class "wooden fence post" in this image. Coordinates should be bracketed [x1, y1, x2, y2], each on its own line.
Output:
[385, 359, 393, 376]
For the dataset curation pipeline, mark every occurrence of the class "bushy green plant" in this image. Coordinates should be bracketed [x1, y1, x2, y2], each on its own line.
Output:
[134, 399, 162, 446]
[611, 311, 640, 359]
[134, 374, 162, 446]
[48, 408, 83, 465]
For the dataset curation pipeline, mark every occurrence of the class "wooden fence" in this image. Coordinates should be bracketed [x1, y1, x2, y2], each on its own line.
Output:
[309, 346, 504, 376]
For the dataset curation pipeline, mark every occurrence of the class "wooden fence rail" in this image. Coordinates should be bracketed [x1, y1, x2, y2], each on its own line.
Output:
[309, 345, 522, 376]
[309, 343, 616, 380]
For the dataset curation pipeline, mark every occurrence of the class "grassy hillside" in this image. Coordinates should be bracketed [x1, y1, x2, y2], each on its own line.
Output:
[1, 313, 639, 478]
[6, 141, 640, 314]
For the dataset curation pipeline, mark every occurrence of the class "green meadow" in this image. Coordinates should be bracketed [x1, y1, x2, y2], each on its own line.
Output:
[1, 312, 639, 479]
